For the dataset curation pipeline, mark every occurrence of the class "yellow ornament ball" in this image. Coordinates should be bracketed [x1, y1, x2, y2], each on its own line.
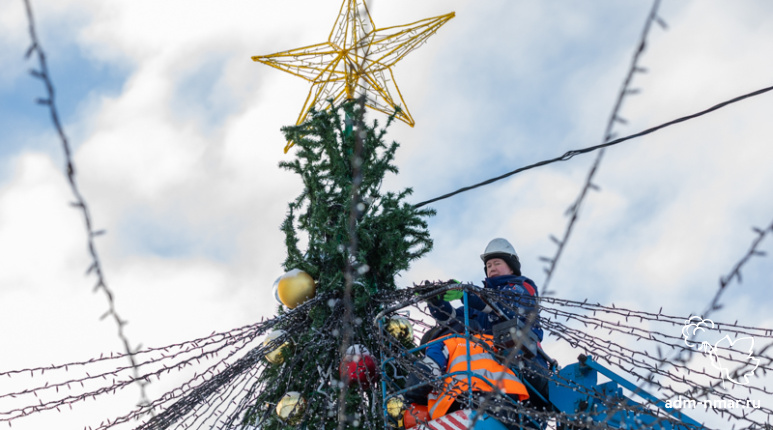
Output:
[262, 329, 292, 365]
[386, 397, 406, 428]
[386, 396, 406, 419]
[385, 316, 414, 343]
[277, 269, 316, 309]
[276, 391, 306, 425]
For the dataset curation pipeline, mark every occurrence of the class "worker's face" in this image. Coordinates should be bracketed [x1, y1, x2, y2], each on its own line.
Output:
[486, 258, 513, 278]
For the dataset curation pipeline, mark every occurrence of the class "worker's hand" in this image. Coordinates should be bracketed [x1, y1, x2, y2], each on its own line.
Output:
[443, 290, 464, 302]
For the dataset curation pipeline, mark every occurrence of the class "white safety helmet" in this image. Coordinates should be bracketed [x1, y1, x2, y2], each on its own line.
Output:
[480, 238, 521, 276]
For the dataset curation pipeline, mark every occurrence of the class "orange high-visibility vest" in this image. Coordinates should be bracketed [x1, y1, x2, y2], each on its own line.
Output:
[427, 334, 528, 420]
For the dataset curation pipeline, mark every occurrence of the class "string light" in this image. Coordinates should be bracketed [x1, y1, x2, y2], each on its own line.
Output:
[20, 0, 152, 414]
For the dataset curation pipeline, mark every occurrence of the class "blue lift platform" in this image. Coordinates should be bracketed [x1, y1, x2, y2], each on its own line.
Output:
[377, 286, 703, 430]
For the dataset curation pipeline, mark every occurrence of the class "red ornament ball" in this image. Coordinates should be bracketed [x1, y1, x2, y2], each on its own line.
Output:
[339, 345, 379, 389]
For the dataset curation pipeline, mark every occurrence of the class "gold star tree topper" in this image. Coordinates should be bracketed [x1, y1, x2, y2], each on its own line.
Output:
[252, 0, 454, 152]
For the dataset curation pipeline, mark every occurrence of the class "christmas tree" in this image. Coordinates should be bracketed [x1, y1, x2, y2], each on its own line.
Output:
[244, 99, 434, 429]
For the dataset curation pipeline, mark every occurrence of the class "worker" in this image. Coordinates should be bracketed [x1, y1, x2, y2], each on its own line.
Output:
[401, 315, 528, 423]
[423, 330, 530, 421]
[428, 238, 543, 344]
[424, 238, 551, 427]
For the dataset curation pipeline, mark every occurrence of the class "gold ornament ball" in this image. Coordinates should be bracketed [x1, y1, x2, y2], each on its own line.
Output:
[277, 269, 316, 309]
[386, 397, 406, 419]
[276, 391, 306, 424]
[262, 329, 292, 365]
[386, 316, 413, 342]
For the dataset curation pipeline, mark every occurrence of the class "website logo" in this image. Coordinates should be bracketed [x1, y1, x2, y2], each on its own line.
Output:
[681, 316, 759, 387]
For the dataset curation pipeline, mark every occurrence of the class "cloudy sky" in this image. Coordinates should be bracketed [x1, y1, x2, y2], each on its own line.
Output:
[1, 0, 772, 428]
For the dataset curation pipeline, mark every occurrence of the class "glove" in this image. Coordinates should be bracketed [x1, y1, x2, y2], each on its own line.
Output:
[427, 279, 461, 302]
[443, 290, 464, 302]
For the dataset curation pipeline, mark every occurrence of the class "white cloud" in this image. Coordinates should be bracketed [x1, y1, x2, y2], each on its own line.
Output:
[0, 153, 88, 291]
